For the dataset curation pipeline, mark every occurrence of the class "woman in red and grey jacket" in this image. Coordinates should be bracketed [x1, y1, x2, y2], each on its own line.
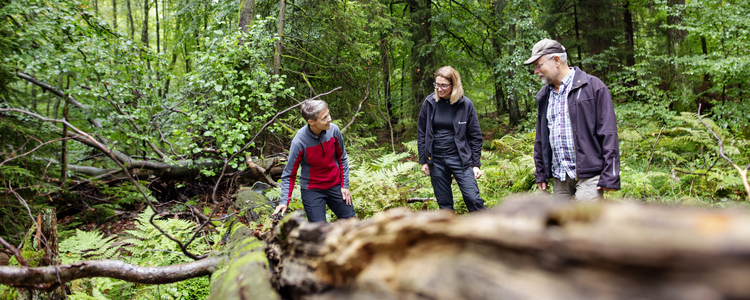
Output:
[271, 100, 355, 222]
[417, 66, 485, 212]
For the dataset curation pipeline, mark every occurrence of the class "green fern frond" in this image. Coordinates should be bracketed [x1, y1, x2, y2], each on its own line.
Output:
[59, 229, 119, 263]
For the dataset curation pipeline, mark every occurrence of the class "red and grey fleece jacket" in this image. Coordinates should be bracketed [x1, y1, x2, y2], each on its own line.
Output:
[279, 123, 350, 206]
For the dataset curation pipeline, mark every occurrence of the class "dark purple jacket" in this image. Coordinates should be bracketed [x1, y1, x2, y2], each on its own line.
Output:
[418, 93, 483, 169]
[533, 67, 620, 190]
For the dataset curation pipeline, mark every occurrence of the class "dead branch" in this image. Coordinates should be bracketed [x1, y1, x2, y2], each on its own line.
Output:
[0, 137, 72, 168]
[0, 257, 221, 287]
[697, 104, 750, 200]
[341, 65, 370, 133]
[645, 126, 664, 174]
[0, 236, 27, 268]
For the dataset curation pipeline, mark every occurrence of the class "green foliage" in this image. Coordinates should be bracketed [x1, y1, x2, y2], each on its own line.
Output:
[59, 229, 119, 263]
[350, 149, 420, 219]
[55, 207, 218, 299]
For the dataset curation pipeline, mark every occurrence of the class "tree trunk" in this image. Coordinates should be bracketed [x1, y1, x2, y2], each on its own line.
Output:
[408, 0, 433, 115]
[491, 0, 507, 118]
[380, 36, 394, 123]
[507, 24, 521, 126]
[155, 0, 160, 53]
[127, 0, 134, 39]
[238, 0, 255, 37]
[622, 0, 638, 101]
[208, 226, 279, 300]
[61, 96, 69, 187]
[112, 0, 117, 30]
[141, 0, 149, 47]
[265, 195, 750, 299]
[274, 0, 285, 80]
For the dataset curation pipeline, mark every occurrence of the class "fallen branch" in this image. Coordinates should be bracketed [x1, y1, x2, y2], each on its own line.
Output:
[0, 257, 222, 287]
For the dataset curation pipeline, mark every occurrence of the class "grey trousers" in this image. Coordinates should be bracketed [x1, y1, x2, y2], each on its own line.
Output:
[429, 156, 486, 212]
[552, 174, 603, 202]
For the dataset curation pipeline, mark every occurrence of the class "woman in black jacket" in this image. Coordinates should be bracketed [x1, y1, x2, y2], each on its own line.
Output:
[417, 66, 485, 212]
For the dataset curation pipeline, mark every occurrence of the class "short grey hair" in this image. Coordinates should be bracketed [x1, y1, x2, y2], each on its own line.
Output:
[301, 100, 328, 121]
[550, 53, 568, 64]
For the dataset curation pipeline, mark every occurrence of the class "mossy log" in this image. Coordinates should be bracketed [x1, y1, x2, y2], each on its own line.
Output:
[208, 225, 279, 300]
[264, 195, 750, 300]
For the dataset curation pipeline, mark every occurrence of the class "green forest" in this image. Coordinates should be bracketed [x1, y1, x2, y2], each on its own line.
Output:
[0, 0, 749, 298]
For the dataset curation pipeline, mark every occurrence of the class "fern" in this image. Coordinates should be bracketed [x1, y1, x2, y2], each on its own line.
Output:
[350, 149, 420, 218]
[59, 229, 119, 263]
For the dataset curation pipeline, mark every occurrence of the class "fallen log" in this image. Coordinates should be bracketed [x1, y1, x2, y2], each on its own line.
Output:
[265, 194, 750, 300]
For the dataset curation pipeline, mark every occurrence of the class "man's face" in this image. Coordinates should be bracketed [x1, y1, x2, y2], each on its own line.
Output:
[533, 55, 557, 85]
[308, 108, 332, 132]
[435, 76, 453, 99]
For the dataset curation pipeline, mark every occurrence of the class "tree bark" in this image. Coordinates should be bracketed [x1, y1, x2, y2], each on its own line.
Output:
[112, 0, 117, 30]
[266, 195, 750, 299]
[127, 0, 134, 39]
[207, 226, 279, 300]
[155, 0, 160, 53]
[622, 0, 638, 101]
[0, 257, 221, 287]
[507, 23, 521, 126]
[141, 0, 149, 47]
[238, 0, 255, 36]
[408, 0, 433, 115]
[491, 0, 506, 118]
[273, 0, 285, 80]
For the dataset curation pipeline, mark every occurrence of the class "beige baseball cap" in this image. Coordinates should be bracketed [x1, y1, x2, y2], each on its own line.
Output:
[523, 39, 567, 65]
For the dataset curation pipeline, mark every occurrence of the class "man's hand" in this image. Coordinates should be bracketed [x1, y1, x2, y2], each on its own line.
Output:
[272, 204, 288, 217]
[537, 182, 548, 191]
[473, 167, 482, 179]
[421, 164, 430, 176]
[597, 186, 616, 192]
[341, 188, 352, 205]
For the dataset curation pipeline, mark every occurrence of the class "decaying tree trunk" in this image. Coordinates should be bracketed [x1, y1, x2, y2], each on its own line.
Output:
[208, 225, 279, 300]
[265, 195, 750, 300]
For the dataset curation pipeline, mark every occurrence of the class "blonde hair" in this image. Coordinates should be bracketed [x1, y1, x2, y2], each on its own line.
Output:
[433, 66, 464, 104]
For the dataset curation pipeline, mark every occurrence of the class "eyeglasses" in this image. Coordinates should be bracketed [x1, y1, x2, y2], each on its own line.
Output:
[534, 56, 555, 70]
[434, 82, 452, 90]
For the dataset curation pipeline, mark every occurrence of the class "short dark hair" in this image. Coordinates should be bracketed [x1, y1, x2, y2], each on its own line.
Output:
[301, 100, 328, 121]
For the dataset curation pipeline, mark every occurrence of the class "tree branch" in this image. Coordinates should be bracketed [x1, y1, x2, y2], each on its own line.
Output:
[342, 65, 370, 132]
[13, 72, 102, 128]
[0, 257, 221, 287]
[697, 104, 750, 200]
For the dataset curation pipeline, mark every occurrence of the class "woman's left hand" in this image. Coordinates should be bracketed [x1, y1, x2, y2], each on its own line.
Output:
[473, 167, 482, 179]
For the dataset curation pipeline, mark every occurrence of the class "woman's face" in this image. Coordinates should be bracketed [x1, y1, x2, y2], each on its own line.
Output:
[435, 76, 453, 99]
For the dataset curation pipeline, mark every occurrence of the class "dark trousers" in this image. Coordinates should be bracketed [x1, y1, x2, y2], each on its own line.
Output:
[429, 156, 485, 212]
[300, 185, 356, 222]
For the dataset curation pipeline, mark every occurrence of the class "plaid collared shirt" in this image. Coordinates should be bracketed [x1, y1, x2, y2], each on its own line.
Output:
[546, 68, 576, 181]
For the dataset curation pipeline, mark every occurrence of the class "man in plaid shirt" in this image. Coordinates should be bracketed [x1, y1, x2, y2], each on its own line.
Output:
[524, 39, 621, 201]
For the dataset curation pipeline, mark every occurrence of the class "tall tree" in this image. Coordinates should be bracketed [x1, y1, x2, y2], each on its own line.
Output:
[408, 0, 434, 114]
[274, 0, 285, 80]
[112, 0, 117, 30]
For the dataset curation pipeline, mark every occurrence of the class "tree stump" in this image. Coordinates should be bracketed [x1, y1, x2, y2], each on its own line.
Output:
[265, 194, 750, 300]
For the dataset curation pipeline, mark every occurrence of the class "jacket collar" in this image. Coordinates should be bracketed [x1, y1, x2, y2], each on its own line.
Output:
[306, 124, 326, 139]
[537, 66, 589, 101]
[427, 92, 465, 105]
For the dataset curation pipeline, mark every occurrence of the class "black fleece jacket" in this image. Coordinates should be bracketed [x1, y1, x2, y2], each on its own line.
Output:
[533, 67, 621, 190]
[418, 93, 483, 169]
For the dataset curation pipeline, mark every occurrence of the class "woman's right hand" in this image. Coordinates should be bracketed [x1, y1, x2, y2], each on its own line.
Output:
[421, 164, 430, 176]
[272, 204, 288, 217]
